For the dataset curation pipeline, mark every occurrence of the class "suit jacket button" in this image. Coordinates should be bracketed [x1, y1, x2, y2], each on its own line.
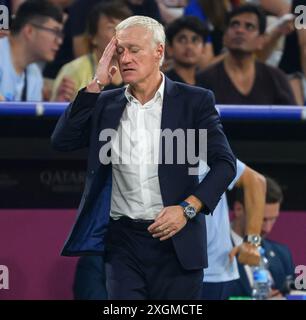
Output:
[91, 170, 95, 175]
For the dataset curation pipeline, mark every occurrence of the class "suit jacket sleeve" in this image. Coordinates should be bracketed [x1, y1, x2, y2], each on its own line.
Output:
[193, 90, 236, 214]
[51, 89, 100, 151]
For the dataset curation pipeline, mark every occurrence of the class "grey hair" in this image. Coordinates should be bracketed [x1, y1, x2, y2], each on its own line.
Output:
[115, 15, 165, 66]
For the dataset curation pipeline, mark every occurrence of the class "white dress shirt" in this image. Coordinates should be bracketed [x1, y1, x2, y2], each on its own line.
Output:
[110, 74, 165, 220]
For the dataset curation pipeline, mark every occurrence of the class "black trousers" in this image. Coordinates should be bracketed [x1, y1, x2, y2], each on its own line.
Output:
[202, 280, 238, 300]
[104, 217, 203, 300]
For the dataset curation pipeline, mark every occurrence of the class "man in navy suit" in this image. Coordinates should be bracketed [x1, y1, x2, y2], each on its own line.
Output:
[51, 15, 236, 299]
[231, 176, 295, 297]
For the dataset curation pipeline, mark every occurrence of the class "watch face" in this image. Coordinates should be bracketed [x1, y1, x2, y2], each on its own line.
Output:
[249, 235, 261, 245]
[185, 205, 196, 219]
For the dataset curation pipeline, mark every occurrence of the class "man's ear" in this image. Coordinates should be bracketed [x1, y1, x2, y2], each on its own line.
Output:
[22, 24, 35, 40]
[156, 43, 165, 61]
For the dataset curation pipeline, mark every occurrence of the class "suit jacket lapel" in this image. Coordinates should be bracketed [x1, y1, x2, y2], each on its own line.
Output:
[96, 90, 127, 169]
[158, 77, 180, 203]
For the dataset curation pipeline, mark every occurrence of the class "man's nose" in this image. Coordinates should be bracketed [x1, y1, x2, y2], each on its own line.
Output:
[262, 221, 272, 235]
[234, 24, 245, 34]
[121, 49, 131, 63]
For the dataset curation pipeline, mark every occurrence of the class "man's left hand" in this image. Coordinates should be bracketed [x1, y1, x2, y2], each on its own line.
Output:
[229, 242, 260, 266]
[148, 206, 187, 241]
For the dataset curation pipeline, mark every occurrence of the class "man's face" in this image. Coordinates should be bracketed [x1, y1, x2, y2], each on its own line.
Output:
[223, 12, 263, 54]
[116, 26, 163, 85]
[93, 15, 122, 54]
[167, 28, 204, 67]
[261, 202, 280, 238]
[29, 18, 63, 62]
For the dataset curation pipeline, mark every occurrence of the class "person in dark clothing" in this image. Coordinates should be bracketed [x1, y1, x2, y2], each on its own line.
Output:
[231, 176, 295, 298]
[165, 16, 208, 85]
[196, 4, 297, 106]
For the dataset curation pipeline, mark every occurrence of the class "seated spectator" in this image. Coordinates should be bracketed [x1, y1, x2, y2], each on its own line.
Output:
[231, 176, 296, 298]
[184, 0, 244, 69]
[70, 0, 161, 58]
[196, 4, 297, 105]
[51, 1, 131, 102]
[43, 0, 76, 81]
[201, 159, 266, 300]
[165, 16, 207, 85]
[0, 0, 63, 101]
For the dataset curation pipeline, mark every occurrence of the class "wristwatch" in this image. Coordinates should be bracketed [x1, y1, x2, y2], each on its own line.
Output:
[243, 234, 262, 247]
[179, 201, 197, 220]
[93, 75, 105, 91]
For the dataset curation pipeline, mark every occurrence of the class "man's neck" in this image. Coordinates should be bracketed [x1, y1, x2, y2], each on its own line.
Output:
[173, 63, 197, 85]
[9, 36, 33, 74]
[129, 71, 163, 105]
[224, 51, 255, 74]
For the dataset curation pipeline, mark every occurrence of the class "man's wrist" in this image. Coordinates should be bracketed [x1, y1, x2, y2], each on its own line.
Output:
[179, 201, 197, 220]
[93, 75, 105, 91]
[86, 79, 102, 93]
[243, 234, 262, 247]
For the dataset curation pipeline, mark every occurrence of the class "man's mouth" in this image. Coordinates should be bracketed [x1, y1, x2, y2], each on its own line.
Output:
[123, 68, 135, 72]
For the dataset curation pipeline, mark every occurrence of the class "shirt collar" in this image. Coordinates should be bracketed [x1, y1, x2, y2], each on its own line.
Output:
[124, 72, 165, 106]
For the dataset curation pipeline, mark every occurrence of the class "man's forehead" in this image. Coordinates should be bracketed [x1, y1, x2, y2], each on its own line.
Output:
[116, 26, 151, 43]
[230, 12, 259, 25]
[175, 28, 202, 37]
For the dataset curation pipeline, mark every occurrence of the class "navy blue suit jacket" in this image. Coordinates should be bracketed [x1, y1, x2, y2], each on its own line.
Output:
[51, 77, 236, 270]
[233, 239, 295, 296]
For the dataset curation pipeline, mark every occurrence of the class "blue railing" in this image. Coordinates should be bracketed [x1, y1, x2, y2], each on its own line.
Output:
[0, 102, 305, 120]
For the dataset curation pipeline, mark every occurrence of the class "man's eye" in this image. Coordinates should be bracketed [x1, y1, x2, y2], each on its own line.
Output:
[131, 48, 139, 53]
[117, 48, 124, 54]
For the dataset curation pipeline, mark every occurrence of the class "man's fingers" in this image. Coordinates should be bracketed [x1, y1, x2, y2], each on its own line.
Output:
[148, 221, 168, 233]
[99, 37, 117, 64]
[160, 230, 176, 241]
[229, 246, 239, 262]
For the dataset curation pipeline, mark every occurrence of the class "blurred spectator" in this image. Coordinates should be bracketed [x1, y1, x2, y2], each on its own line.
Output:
[165, 16, 207, 85]
[201, 159, 266, 300]
[196, 4, 296, 105]
[69, 0, 161, 58]
[156, 0, 187, 25]
[0, 0, 63, 101]
[279, 0, 306, 90]
[231, 176, 295, 298]
[125, 0, 161, 21]
[51, 1, 131, 102]
[184, 0, 244, 69]
[43, 1, 76, 101]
